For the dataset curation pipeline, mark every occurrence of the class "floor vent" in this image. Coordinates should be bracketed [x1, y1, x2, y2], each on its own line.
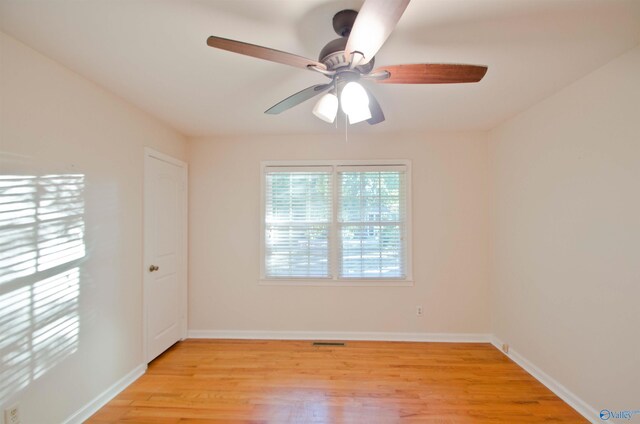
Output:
[312, 342, 346, 347]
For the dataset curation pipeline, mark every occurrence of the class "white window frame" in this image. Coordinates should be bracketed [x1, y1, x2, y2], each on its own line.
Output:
[260, 160, 413, 287]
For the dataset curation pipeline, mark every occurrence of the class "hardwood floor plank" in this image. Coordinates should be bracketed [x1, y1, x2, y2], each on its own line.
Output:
[87, 340, 587, 423]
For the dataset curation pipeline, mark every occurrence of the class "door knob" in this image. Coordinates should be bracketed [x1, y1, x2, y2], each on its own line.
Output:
[149, 265, 159, 272]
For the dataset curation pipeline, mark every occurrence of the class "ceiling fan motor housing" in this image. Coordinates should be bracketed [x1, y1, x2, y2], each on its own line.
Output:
[318, 10, 375, 75]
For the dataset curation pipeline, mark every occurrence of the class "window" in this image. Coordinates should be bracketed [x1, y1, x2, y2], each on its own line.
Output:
[264, 167, 332, 278]
[262, 161, 411, 285]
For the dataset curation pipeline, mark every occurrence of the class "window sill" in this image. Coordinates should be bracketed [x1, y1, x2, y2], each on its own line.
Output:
[259, 279, 414, 287]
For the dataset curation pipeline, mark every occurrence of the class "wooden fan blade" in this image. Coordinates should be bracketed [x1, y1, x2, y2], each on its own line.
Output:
[365, 88, 385, 125]
[207, 36, 326, 71]
[372, 64, 488, 84]
[265, 84, 332, 115]
[345, 0, 410, 66]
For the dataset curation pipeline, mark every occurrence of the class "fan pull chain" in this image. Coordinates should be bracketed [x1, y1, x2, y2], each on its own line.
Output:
[335, 82, 339, 130]
[345, 112, 348, 143]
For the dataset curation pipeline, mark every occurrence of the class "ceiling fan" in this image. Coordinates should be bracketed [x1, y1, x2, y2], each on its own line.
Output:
[206, 0, 488, 125]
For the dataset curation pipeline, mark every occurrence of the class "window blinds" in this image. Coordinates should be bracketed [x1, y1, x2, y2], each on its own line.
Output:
[338, 168, 406, 279]
[263, 164, 407, 280]
[264, 168, 332, 278]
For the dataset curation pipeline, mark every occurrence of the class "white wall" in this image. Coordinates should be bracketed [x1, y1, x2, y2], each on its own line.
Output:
[0, 32, 187, 423]
[489, 44, 640, 416]
[188, 132, 490, 336]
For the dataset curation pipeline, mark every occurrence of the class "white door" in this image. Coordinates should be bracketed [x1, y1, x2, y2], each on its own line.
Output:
[144, 148, 187, 363]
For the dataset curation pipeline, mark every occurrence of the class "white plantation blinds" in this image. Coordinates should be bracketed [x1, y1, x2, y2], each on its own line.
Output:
[263, 163, 409, 281]
[264, 168, 332, 278]
[338, 167, 406, 279]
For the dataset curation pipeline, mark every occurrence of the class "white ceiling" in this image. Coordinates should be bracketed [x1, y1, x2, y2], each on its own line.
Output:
[1, 0, 639, 137]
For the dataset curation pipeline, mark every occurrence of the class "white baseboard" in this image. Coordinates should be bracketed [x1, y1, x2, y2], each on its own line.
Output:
[188, 329, 491, 343]
[62, 364, 147, 424]
[490, 336, 601, 424]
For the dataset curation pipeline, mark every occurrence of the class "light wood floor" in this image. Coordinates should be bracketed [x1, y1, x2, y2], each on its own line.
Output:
[87, 339, 587, 423]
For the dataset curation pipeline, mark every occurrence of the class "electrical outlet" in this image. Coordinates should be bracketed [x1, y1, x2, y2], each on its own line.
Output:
[416, 306, 424, 316]
[4, 404, 20, 424]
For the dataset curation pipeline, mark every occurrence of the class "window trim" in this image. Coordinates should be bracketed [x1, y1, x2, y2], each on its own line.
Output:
[260, 160, 413, 287]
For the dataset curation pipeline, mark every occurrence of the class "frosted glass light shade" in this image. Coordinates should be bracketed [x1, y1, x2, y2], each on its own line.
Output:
[312, 93, 338, 123]
[348, 107, 372, 124]
[340, 81, 369, 115]
[341, 81, 371, 124]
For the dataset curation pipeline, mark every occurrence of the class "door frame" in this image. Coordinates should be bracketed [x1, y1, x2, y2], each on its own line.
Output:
[143, 147, 188, 363]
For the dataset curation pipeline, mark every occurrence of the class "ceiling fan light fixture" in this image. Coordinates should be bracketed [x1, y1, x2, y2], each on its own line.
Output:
[312, 92, 338, 123]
